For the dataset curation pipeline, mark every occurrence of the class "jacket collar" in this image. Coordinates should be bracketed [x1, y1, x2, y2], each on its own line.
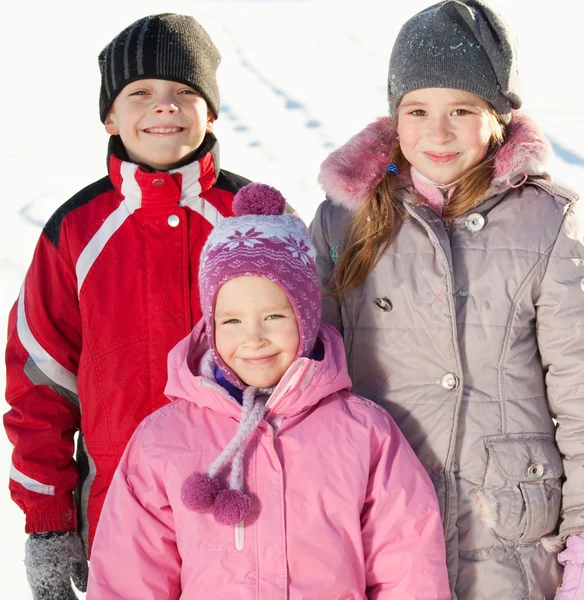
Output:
[318, 112, 552, 211]
[107, 133, 220, 208]
[163, 319, 353, 420]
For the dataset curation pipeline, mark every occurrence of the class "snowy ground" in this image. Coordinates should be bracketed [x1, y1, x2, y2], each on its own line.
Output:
[1, 0, 582, 596]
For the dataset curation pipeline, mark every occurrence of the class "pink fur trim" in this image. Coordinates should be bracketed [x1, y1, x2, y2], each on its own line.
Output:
[319, 112, 551, 211]
[317, 117, 398, 210]
[492, 112, 551, 180]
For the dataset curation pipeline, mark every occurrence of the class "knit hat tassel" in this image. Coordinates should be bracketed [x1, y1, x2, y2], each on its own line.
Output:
[181, 387, 267, 525]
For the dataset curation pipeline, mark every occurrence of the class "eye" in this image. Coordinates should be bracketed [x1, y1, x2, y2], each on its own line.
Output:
[129, 90, 149, 96]
[408, 109, 427, 117]
[179, 89, 198, 95]
[266, 314, 285, 321]
[221, 318, 240, 325]
[452, 109, 472, 116]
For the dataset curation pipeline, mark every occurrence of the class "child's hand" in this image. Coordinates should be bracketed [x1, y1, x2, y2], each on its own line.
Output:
[555, 535, 584, 599]
[25, 531, 88, 599]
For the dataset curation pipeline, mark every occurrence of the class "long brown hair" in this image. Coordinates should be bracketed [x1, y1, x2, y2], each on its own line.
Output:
[329, 109, 506, 297]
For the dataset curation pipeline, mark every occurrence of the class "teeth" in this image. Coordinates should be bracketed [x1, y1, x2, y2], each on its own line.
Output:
[146, 127, 182, 133]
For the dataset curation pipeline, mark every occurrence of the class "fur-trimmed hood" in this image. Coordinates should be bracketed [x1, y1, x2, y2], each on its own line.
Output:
[318, 112, 551, 211]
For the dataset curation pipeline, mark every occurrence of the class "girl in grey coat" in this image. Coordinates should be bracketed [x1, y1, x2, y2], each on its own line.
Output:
[310, 1, 584, 598]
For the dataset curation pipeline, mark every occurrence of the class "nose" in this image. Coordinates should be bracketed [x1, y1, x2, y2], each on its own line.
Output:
[153, 91, 178, 114]
[426, 114, 452, 144]
[242, 322, 266, 348]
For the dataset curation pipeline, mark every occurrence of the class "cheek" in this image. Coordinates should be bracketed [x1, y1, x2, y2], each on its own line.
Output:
[396, 123, 420, 153]
[281, 323, 301, 355]
[214, 330, 236, 360]
[462, 120, 492, 152]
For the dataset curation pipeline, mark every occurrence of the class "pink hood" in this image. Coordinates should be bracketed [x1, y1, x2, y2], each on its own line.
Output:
[88, 321, 450, 599]
[318, 112, 552, 211]
[164, 319, 353, 418]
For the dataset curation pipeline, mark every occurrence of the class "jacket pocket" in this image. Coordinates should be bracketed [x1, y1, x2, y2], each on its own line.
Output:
[479, 434, 563, 542]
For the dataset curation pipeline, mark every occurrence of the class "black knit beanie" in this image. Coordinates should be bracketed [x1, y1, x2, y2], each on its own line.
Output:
[388, 0, 521, 122]
[98, 13, 221, 122]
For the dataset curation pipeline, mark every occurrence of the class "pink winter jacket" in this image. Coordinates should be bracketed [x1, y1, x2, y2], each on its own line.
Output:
[87, 321, 450, 599]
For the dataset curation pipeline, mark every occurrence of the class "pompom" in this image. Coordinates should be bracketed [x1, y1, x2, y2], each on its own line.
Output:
[181, 472, 221, 511]
[232, 183, 286, 217]
[213, 489, 251, 525]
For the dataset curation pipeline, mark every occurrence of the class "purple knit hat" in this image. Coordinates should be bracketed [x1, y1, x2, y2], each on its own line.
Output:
[198, 183, 321, 389]
[181, 183, 321, 526]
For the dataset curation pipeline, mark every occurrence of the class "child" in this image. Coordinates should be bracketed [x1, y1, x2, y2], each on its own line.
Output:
[310, 1, 584, 598]
[86, 183, 450, 599]
[4, 13, 252, 598]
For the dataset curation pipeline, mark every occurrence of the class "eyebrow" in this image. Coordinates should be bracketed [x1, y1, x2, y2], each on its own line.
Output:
[400, 100, 478, 109]
[215, 304, 293, 318]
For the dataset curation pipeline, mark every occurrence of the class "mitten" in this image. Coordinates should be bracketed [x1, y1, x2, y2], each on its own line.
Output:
[555, 534, 584, 599]
[25, 531, 88, 600]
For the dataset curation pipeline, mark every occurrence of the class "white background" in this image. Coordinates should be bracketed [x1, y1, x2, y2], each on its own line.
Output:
[1, 0, 582, 596]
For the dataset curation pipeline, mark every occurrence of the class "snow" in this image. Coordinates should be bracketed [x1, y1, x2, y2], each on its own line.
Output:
[0, 0, 582, 596]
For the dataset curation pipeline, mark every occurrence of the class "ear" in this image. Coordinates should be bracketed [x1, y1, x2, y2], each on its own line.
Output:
[206, 111, 216, 133]
[104, 113, 119, 136]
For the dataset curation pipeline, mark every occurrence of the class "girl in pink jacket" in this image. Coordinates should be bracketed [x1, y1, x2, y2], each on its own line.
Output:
[86, 183, 449, 599]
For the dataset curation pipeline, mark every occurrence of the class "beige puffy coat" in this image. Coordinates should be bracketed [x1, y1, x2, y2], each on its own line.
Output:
[310, 113, 583, 599]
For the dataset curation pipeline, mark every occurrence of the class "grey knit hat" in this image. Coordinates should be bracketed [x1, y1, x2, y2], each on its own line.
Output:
[388, 0, 521, 122]
[98, 13, 221, 122]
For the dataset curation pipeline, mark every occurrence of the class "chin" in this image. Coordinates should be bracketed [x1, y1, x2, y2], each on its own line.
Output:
[243, 374, 280, 389]
[425, 168, 462, 185]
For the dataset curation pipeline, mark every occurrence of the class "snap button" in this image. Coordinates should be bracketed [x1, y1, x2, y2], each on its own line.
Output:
[440, 373, 459, 391]
[167, 214, 180, 227]
[527, 462, 544, 481]
[459, 288, 469, 297]
[153, 178, 165, 187]
[465, 213, 485, 233]
[373, 297, 393, 312]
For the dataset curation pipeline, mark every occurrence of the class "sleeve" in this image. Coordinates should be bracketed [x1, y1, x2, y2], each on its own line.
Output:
[86, 421, 181, 600]
[308, 200, 343, 333]
[535, 199, 584, 539]
[3, 228, 82, 533]
[362, 417, 451, 600]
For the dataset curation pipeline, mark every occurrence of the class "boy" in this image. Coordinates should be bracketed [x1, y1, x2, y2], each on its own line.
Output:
[4, 13, 250, 598]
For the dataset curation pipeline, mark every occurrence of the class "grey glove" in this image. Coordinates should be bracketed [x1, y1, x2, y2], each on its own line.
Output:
[25, 531, 88, 600]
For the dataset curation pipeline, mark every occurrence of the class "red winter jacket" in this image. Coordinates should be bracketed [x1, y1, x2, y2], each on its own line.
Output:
[4, 135, 248, 552]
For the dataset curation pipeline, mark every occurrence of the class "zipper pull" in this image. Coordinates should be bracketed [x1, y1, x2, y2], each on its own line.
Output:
[235, 521, 245, 551]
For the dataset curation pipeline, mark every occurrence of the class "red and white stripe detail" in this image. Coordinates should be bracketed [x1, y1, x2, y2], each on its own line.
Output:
[76, 162, 142, 293]
[17, 283, 78, 395]
[10, 463, 55, 496]
[180, 195, 225, 227]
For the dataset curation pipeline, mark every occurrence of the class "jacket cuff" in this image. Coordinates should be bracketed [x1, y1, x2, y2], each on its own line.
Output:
[25, 506, 77, 534]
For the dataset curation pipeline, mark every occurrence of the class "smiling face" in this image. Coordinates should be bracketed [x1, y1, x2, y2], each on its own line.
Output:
[214, 276, 300, 388]
[396, 88, 497, 185]
[104, 79, 214, 170]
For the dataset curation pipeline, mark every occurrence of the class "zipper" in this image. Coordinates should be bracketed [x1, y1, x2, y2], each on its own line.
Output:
[235, 521, 244, 551]
[264, 362, 312, 421]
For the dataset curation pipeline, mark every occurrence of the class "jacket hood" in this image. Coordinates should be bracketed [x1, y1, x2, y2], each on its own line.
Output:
[318, 112, 552, 211]
[164, 319, 353, 420]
